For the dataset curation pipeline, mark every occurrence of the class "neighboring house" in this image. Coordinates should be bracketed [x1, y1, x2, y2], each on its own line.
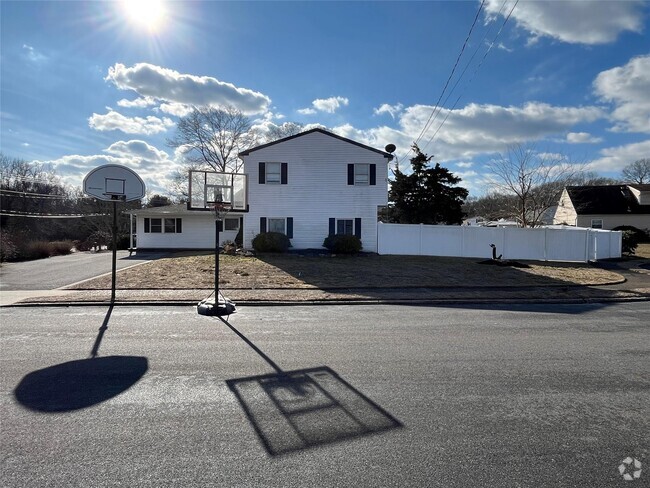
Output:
[129, 129, 393, 252]
[553, 184, 650, 231]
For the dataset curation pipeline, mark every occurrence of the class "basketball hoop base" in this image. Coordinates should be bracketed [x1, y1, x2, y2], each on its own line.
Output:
[197, 295, 236, 317]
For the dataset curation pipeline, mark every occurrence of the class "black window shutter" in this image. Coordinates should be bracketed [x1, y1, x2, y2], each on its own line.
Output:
[176, 218, 182, 233]
[347, 164, 354, 185]
[259, 162, 266, 184]
[370, 164, 376, 185]
[260, 217, 267, 233]
[286, 217, 293, 238]
[355, 218, 362, 238]
[281, 163, 288, 184]
[217, 220, 223, 232]
[329, 218, 336, 235]
[144, 218, 150, 233]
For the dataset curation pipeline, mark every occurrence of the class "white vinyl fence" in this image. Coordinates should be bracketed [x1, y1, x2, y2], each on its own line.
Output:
[377, 223, 622, 262]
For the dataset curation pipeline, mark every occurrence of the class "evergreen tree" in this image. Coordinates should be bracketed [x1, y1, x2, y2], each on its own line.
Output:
[387, 144, 468, 225]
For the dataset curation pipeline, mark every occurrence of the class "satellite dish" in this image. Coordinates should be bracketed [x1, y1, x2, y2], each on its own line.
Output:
[384, 144, 396, 154]
[83, 164, 146, 202]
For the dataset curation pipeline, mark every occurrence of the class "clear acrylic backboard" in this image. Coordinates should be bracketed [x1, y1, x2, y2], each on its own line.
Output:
[188, 171, 247, 211]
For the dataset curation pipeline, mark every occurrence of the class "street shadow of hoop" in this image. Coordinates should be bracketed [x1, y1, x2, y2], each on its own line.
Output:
[14, 356, 148, 413]
[226, 366, 403, 456]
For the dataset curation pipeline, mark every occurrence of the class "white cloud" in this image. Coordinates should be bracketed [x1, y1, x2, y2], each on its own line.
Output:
[297, 107, 317, 115]
[400, 102, 604, 158]
[299, 96, 349, 115]
[456, 162, 474, 168]
[157, 102, 194, 117]
[88, 109, 174, 135]
[117, 97, 157, 108]
[566, 132, 602, 144]
[373, 103, 404, 119]
[313, 96, 349, 113]
[593, 54, 650, 134]
[105, 63, 271, 115]
[588, 139, 650, 173]
[485, 0, 645, 45]
[104, 140, 170, 161]
[22, 44, 47, 63]
[41, 143, 179, 195]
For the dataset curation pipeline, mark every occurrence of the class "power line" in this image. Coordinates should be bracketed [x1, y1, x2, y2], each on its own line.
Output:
[423, 0, 519, 151]
[414, 0, 487, 148]
[0, 210, 108, 218]
[0, 188, 68, 199]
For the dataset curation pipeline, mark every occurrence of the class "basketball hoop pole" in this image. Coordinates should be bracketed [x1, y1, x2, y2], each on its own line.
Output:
[111, 200, 117, 303]
[214, 212, 220, 302]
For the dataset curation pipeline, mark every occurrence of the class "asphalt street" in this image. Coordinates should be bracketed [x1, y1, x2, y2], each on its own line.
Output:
[0, 251, 166, 290]
[0, 303, 648, 487]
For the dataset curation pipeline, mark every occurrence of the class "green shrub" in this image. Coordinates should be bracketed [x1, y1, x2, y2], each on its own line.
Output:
[613, 225, 649, 243]
[252, 232, 291, 253]
[323, 234, 362, 254]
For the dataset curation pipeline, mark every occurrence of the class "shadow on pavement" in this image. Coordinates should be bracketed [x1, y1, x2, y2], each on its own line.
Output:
[14, 306, 148, 412]
[219, 317, 402, 456]
[14, 355, 148, 412]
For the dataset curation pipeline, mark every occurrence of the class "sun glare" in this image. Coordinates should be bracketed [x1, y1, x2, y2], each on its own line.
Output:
[121, 0, 167, 33]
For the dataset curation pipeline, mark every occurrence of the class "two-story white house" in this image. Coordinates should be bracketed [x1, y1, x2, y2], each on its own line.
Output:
[129, 129, 394, 253]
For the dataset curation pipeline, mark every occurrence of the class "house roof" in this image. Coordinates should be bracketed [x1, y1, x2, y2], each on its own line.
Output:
[239, 128, 394, 159]
[125, 204, 242, 216]
[628, 184, 650, 192]
[566, 185, 650, 215]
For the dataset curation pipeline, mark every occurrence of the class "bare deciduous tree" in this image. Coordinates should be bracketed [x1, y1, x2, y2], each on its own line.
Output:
[167, 106, 258, 173]
[266, 122, 304, 142]
[621, 158, 650, 184]
[486, 144, 585, 227]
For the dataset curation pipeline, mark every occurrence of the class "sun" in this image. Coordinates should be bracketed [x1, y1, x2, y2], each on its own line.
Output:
[121, 0, 167, 33]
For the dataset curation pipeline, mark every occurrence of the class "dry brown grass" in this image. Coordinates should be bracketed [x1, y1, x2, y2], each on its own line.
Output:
[70, 251, 624, 290]
[635, 243, 650, 259]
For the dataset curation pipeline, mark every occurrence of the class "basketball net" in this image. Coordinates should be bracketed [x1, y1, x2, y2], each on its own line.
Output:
[208, 201, 231, 220]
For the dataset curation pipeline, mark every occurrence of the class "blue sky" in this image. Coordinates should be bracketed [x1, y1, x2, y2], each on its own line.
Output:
[1, 0, 649, 197]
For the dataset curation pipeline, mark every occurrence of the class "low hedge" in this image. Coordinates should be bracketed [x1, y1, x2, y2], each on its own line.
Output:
[252, 232, 291, 253]
[323, 234, 362, 254]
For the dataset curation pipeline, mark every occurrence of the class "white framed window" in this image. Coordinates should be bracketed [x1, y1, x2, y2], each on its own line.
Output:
[337, 219, 354, 235]
[591, 219, 603, 229]
[150, 218, 162, 233]
[224, 218, 240, 231]
[268, 217, 286, 234]
[354, 164, 369, 185]
[164, 218, 182, 233]
[145, 218, 181, 233]
[266, 162, 282, 184]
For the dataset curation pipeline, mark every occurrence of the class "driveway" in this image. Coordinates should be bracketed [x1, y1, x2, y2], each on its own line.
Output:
[0, 251, 167, 305]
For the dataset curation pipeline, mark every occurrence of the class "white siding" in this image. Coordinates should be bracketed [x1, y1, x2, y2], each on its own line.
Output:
[242, 131, 390, 252]
[552, 189, 578, 225]
[576, 214, 650, 231]
[136, 213, 240, 249]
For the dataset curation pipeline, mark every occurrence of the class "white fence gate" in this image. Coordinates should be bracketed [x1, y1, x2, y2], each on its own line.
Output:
[377, 223, 622, 262]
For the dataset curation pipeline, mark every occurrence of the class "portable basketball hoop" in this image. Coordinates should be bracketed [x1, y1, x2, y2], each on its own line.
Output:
[197, 196, 236, 317]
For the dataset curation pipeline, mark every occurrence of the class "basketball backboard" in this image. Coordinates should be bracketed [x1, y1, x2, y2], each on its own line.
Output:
[188, 171, 247, 211]
[83, 164, 146, 202]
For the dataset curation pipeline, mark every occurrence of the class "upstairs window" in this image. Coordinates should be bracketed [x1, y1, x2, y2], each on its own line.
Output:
[354, 164, 369, 185]
[266, 163, 281, 184]
[348, 163, 376, 185]
[591, 219, 603, 229]
[259, 162, 288, 184]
